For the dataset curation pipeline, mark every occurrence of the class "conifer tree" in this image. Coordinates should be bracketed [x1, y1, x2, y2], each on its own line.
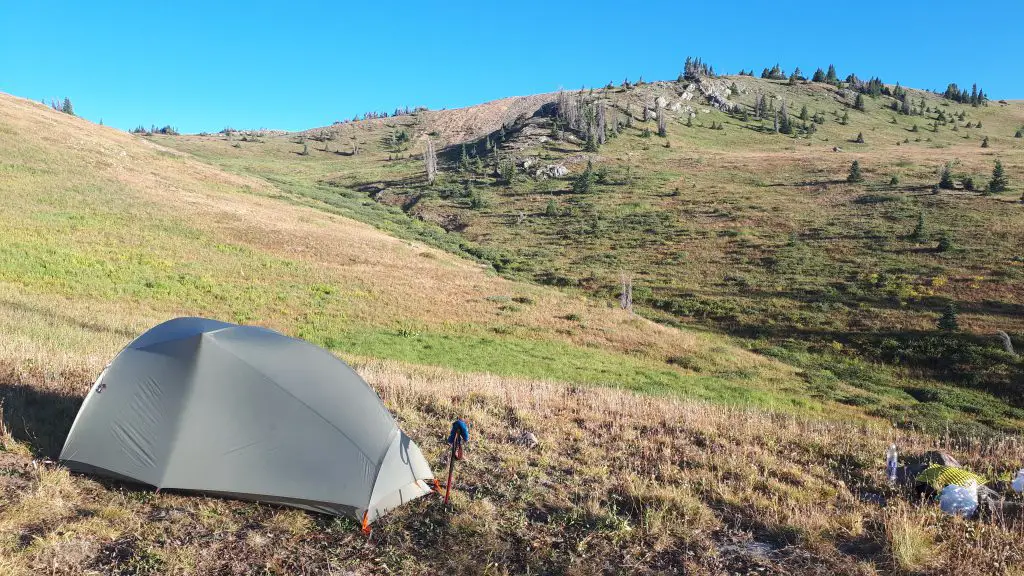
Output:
[938, 302, 959, 331]
[799, 105, 808, 121]
[572, 160, 595, 194]
[812, 68, 826, 82]
[825, 64, 838, 84]
[981, 136, 989, 148]
[545, 198, 558, 217]
[61, 97, 74, 115]
[847, 160, 863, 183]
[910, 212, 925, 241]
[777, 101, 792, 134]
[989, 159, 1008, 193]
[854, 93, 865, 111]
[937, 233, 953, 253]
[939, 164, 954, 189]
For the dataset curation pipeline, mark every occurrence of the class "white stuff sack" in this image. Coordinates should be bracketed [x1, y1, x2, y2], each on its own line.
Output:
[939, 482, 979, 517]
[1011, 469, 1024, 494]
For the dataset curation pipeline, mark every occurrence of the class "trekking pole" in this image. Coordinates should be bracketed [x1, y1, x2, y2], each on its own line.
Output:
[443, 435, 461, 505]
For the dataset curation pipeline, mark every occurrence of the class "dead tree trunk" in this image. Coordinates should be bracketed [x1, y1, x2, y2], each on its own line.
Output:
[424, 137, 437, 185]
[997, 331, 1017, 356]
[620, 274, 634, 313]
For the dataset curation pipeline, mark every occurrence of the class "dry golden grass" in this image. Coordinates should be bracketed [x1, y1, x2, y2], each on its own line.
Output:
[3, 358, 1024, 574]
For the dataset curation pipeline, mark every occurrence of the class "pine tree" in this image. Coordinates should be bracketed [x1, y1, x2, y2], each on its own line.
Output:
[826, 64, 838, 84]
[812, 68, 826, 82]
[937, 233, 953, 253]
[938, 302, 959, 331]
[989, 159, 1008, 193]
[841, 111, 849, 125]
[545, 198, 558, 217]
[572, 160, 595, 194]
[61, 97, 74, 115]
[799, 105, 808, 121]
[847, 160, 863, 183]
[855, 132, 865, 143]
[910, 211, 925, 241]
[939, 164, 954, 189]
[778, 102, 792, 134]
[499, 159, 515, 184]
[854, 93, 865, 111]
[981, 136, 989, 148]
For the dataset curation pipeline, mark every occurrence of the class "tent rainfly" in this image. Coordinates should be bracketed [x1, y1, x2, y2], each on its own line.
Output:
[60, 317, 434, 525]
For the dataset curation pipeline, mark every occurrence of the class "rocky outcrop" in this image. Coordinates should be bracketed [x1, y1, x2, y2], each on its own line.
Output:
[695, 77, 738, 112]
[534, 164, 569, 179]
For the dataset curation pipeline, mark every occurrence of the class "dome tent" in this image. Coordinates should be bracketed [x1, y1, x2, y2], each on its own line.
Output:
[60, 317, 434, 525]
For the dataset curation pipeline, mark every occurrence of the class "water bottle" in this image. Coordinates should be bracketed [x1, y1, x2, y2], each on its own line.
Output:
[885, 444, 898, 482]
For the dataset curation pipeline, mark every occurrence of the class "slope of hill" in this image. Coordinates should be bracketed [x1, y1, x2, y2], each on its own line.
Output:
[154, 73, 1024, 434]
[2, 75, 1024, 574]
[0, 89, 844, 436]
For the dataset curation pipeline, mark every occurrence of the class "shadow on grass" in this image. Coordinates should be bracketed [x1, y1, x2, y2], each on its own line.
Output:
[0, 372, 85, 459]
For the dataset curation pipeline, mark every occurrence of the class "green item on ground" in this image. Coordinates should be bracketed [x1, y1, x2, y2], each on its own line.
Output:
[915, 464, 986, 490]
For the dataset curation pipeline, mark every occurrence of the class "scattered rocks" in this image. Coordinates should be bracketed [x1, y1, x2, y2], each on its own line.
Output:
[516, 431, 539, 449]
[534, 165, 568, 179]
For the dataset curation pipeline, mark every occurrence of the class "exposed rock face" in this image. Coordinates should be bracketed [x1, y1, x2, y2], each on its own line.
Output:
[534, 164, 568, 179]
[695, 77, 738, 112]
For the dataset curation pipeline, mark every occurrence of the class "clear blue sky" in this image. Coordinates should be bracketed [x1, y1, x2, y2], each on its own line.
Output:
[2, 0, 1021, 134]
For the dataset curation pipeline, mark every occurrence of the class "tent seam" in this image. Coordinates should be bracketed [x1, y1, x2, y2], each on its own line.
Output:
[204, 336, 382, 470]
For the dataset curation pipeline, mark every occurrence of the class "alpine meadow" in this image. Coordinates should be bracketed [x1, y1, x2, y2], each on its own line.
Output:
[2, 32, 1024, 575]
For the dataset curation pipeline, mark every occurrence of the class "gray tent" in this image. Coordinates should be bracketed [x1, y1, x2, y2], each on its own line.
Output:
[60, 317, 434, 525]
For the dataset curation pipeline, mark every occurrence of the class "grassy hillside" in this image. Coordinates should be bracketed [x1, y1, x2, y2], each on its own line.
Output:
[0, 91, 818, 413]
[153, 74, 1024, 434]
[1, 71, 1024, 574]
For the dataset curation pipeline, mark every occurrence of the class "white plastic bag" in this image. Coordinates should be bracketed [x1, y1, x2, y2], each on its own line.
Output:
[939, 481, 979, 517]
[1011, 469, 1024, 493]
